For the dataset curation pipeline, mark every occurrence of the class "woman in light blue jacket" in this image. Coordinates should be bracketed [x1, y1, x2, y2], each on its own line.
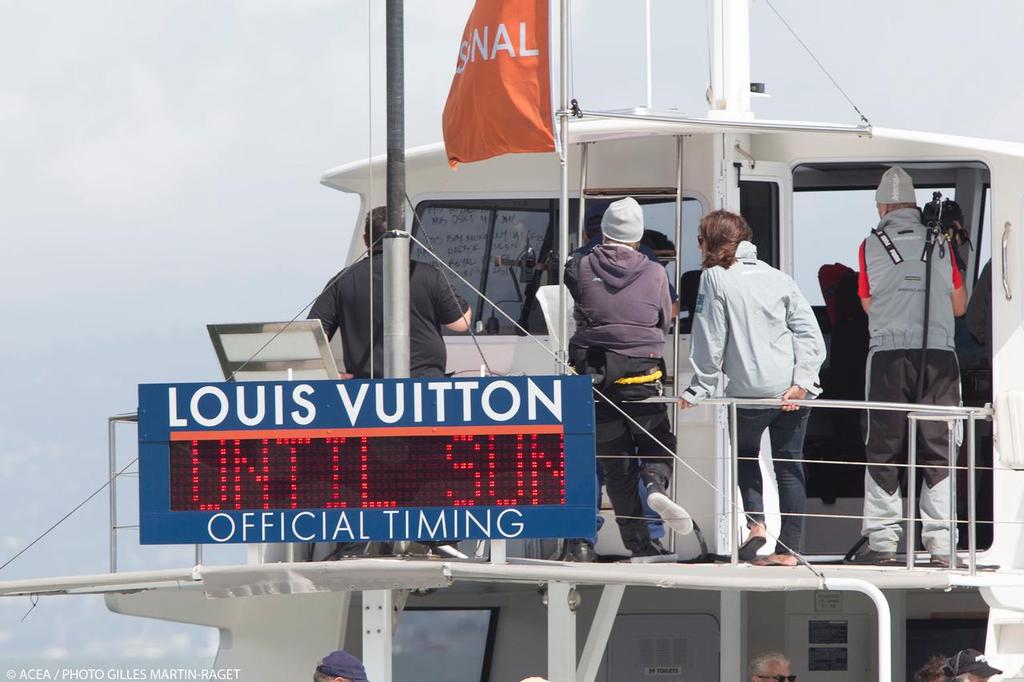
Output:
[680, 210, 826, 566]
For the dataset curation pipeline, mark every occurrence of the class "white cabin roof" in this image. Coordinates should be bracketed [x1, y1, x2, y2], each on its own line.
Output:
[320, 116, 1024, 195]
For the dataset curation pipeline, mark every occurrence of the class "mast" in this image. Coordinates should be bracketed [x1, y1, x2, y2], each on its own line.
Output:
[556, 0, 570, 373]
[707, 0, 752, 120]
[384, 0, 410, 379]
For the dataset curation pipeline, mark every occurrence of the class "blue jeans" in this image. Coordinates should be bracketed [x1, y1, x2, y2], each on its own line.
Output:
[736, 407, 811, 554]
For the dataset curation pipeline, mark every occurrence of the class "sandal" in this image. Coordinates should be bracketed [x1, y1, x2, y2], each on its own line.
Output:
[752, 553, 798, 567]
[737, 535, 767, 562]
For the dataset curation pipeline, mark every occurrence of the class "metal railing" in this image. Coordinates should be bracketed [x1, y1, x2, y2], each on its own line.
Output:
[108, 412, 202, 573]
[697, 396, 992, 575]
[108, 398, 995, 576]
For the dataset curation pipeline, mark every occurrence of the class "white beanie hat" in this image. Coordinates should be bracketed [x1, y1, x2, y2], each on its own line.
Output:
[601, 197, 645, 243]
[875, 166, 916, 205]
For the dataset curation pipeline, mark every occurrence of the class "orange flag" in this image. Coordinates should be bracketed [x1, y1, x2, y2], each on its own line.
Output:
[442, 0, 555, 168]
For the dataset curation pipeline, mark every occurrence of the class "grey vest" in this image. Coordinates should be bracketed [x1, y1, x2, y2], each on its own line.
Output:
[862, 208, 956, 350]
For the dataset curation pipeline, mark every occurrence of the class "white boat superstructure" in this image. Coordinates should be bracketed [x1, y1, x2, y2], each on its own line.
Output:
[5, 1, 1024, 681]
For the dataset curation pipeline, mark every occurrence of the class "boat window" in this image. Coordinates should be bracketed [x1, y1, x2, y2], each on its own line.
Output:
[793, 186, 953, 306]
[394, 608, 497, 681]
[413, 196, 702, 335]
[739, 180, 780, 268]
[977, 186, 992, 279]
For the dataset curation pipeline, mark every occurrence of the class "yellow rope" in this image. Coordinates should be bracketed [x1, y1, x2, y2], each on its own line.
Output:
[613, 369, 663, 385]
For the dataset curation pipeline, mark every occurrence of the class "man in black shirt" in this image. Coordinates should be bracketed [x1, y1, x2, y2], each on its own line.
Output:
[309, 206, 472, 378]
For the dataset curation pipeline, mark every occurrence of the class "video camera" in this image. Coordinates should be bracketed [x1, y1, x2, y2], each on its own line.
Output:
[921, 191, 970, 270]
[922, 191, 969, 243]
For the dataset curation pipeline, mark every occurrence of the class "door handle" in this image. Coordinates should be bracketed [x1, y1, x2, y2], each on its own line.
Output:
[1003, 221, 1012, 301]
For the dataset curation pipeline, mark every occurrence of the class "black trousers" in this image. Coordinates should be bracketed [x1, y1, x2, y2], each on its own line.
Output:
[595, 399, 675, 552]
[865, 349, 960, 492]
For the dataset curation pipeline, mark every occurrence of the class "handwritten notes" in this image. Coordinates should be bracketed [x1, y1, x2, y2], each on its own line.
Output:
[413, 206, 491, 307]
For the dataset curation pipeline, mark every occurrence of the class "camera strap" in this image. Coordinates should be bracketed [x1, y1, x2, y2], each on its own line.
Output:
[871, 228, 904, 265]
[919, 227, 941, 263]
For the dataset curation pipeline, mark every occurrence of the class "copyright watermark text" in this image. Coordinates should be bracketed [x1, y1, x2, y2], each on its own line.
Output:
[5, 670, 241, 681]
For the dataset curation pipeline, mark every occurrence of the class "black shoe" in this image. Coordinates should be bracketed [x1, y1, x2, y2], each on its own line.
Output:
[628, 539, 678, 564]
[928, 553, 968, 569]
[844, 546, 898, 566]
[559, 539, 597, 563]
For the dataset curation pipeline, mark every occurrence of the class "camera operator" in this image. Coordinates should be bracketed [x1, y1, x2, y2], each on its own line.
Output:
[848, 166, 967, 566]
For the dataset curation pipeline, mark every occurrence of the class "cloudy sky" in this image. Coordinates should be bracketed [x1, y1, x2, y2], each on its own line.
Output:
[0, 0, 1022, 668]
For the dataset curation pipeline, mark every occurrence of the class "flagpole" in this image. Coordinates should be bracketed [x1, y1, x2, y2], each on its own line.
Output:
[644, 0, 652, 108]
[384, 0, 410, 380]
[556, 0, 570, 374]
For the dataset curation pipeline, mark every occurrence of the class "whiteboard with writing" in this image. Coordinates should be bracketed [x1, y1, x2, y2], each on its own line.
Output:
[412, 206, 492, 308]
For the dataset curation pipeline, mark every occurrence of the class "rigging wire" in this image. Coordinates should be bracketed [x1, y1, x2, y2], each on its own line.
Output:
[406, 231, 825, 582]
[0, 457, 140, 574]
[762, 0, 872, 127]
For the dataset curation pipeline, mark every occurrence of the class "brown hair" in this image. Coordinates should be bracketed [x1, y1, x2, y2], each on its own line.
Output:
[698, 210, 753, 269]
[363, 205, 388, 246]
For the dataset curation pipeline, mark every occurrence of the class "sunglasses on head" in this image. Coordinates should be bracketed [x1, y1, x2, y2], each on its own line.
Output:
[755, 676, 797, 682]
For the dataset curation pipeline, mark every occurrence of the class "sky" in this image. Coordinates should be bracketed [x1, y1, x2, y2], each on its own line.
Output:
[0, 0, 1022, 669]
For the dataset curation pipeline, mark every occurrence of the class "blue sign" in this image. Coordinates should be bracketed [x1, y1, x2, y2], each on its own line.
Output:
[138, 376, 596, 544]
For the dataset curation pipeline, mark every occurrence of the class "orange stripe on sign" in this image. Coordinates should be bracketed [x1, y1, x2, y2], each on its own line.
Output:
[169, 424, 564, 441]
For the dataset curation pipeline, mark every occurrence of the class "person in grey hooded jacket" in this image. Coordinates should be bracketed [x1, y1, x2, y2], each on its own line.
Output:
[565, 197, 693, 562]
[680, 210, 826, 566]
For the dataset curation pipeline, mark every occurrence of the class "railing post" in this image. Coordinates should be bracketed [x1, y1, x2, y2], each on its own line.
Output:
[108, 417, 118, 574]
[906, 416, 918, 570]
[947, 418, 957, 570]
[729, 401, 739, 565]
[967, 414, 977, 576]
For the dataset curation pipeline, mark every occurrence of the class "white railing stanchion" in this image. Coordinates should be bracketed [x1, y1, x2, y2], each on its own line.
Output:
[947, 418, 957, 570]
[729, 401, 739, 565]
[968, 413, 977, 576]
[906, 416, 918, 570]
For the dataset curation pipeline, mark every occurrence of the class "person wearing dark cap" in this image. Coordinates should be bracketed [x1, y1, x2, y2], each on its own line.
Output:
[944, 648, 1002, 681]
[313, 650, 369, 682]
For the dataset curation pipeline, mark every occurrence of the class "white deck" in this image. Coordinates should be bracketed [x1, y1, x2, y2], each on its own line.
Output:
[0, 557, 1019, 599]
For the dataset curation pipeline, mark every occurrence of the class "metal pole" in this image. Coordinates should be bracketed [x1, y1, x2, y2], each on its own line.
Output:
[576, 143, 589, 246]
[968, 414, 977, 575]
[643, 0, 653, 108]
[948, 419, 957, 570]
[108, 418, 117, 574]
[363, 590, 395, 682]
[906, 416, 918, 570]
[547, 581, 577, 682]
[384, 0, 409, 379]
[729, 401, 739, 564]
[556, 0, 570, 374]
[827, 579, 892, 682]
[672, 136, 683, 412]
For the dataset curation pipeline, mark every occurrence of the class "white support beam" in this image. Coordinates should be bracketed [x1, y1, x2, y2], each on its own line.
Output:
[362, 589, 393, 682]
[577, 585, 625, 682]
[720, 591, 747, 682]
[547, 581, 577, 682]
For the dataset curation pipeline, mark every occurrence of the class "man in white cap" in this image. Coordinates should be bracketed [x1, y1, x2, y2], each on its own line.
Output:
[564, 197, 692, 562]
[849, 166, 967, 566]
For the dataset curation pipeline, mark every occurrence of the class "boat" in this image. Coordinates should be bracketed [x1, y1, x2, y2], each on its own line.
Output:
[3, 1, 1024, 681]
